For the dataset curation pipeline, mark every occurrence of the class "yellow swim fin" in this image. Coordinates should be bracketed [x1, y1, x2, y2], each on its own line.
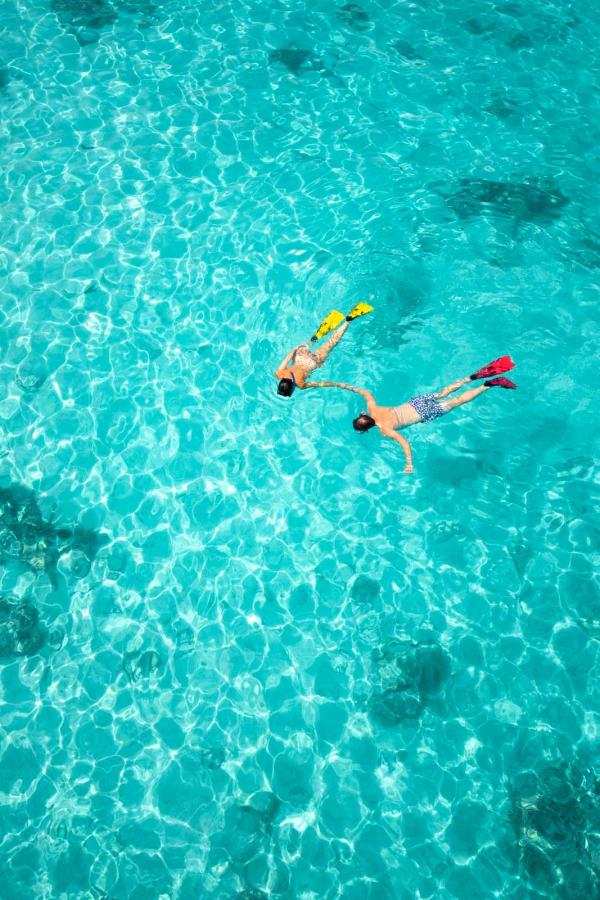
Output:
[346, 301, 374, 321]
[310, 309, 345, 342]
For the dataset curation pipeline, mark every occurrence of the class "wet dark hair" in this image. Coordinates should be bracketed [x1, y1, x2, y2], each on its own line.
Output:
[353, 413, 376, 432]
[277, 378, 295, 397]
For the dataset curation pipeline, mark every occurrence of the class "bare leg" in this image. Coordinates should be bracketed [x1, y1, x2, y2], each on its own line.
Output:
[315, 320, 350, 363]
[435, 376, 470, 398]
[442, 384, 489, 411]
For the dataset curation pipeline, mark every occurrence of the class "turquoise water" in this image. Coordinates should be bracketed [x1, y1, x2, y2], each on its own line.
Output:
[1, 0, 599, 896]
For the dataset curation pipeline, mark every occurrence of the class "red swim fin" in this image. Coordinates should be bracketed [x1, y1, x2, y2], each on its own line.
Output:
[484, 377, 517, 389]
[470, 356, 515, 380]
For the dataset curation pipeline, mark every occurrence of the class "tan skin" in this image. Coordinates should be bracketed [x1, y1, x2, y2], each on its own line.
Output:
[275, 321, 350, 389]
[310, 381, 416, 472]
[274, 346, 313, 389]
[309, 377, 490, 474]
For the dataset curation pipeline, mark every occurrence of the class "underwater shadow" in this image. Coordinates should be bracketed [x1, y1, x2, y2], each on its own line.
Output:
[446, 178, 569, 225]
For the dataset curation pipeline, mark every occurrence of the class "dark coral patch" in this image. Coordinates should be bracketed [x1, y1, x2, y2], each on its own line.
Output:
[0, 483, 109, 588]
[0, 596, 46, 658]
[510, 760, 600, 895]
[51, 0, 117, 45]
[337, 3, 371, 32]
[393, 40, 425, 62]
[369, 636, 451, 726]
[269, 47, 325, 76]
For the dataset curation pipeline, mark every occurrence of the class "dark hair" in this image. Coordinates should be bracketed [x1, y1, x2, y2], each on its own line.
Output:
[277, 378, 295, 397]
[353, 413, 376, 432]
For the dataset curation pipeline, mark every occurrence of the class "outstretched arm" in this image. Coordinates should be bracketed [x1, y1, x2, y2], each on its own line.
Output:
[382, 430, 414, 473]
[275, 347, 296, 377]
[305, 380, 376, 404]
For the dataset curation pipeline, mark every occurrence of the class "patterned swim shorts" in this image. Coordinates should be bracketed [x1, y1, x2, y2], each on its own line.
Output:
[407, 393, 446, 423]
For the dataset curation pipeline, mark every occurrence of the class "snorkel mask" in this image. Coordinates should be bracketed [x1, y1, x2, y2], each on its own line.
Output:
[277, 371, 296, 397]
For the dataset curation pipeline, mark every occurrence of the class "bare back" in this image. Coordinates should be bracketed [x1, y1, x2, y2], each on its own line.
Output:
[307, 380, 415, 473]
[366, 399, 421, 432]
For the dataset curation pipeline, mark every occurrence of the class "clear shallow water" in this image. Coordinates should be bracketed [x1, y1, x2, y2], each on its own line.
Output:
[0, 0, 599, 896]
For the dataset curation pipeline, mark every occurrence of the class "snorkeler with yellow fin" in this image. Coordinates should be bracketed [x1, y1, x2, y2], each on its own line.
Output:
[275, 302, 373, 396]
[310, 309, 345, 342]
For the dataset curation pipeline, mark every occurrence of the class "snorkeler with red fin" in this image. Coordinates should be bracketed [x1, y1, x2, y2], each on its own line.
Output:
[310, 356, 516, 473]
